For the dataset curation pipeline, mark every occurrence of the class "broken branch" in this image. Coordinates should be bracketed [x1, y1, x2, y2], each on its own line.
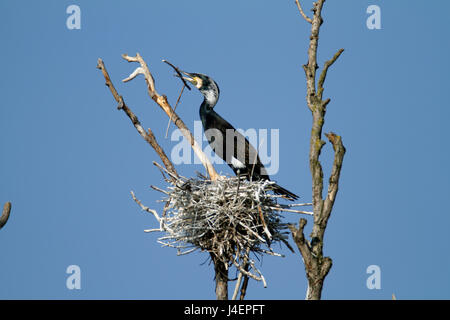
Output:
[295, 0, 313, 24]
[121, 53, 220, 181]
[96, 58, 178, 180]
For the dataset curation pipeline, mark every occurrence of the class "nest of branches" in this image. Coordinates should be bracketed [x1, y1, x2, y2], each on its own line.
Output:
[132, 163, 311, 285]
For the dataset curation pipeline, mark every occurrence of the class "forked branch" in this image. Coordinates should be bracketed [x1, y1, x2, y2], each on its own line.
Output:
[291, 0, 346, 300]
[295, 0, 313, 23]
[96, 58, 178, 180]
[121, 53, 220, 181]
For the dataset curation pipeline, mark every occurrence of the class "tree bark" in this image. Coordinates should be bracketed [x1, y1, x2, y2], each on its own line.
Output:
[210, 253, 228, 300]
[290, 0, 346, 300]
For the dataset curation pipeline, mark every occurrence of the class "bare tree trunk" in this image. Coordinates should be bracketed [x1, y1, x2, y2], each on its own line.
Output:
[0, 202, 11, 230]
[290, 0, 346, 300]
[210, 253, 228, 300]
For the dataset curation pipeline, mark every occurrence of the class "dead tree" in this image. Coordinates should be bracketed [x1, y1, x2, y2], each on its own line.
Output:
[97, 55, 306, 300]
[0, 202, 11, 230]
[96, 56, 230, 299]
[289, 0, 346, 300]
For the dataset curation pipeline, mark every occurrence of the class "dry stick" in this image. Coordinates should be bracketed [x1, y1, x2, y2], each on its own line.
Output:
[232, 247, 250, 300]
[162, 58, 192, 139]
[152, 161, 180, 182]
[96, 58, 178, 181]
[257, 205, 272, 240]
[231, 254, 265, 284]
[268, 207, 313, 215]
[290, 0, 346, 301]
[121, 53, 220, 181]
[239, 263, 250, 300]
[295, 0, 313, 24]
[131, 191, 161, 220]
[283, 202, 313, 207]
[0, 202, 11, 230]
[236, 247, 252, 300]
[232, 272, 244, 300]
[150, 185, 169, 195]
[165, 83, 186, 138]
[162, 59, 192, 90]
[317, 48, 345, 100]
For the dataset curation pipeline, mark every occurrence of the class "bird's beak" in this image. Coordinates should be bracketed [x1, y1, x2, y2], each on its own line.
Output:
[177, 71, 197, 86]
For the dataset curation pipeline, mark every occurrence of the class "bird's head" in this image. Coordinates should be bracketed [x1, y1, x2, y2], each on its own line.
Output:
[178, 71, 220, 108]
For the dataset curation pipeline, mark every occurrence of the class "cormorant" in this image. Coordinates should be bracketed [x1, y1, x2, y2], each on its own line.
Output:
[179, 70, 298, 201]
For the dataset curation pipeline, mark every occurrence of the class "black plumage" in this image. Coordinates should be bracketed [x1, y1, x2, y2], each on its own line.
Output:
[180, 71, 298, 201]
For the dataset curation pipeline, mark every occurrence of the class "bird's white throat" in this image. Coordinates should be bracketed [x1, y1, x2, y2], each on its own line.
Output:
[204, 90, 218, 106]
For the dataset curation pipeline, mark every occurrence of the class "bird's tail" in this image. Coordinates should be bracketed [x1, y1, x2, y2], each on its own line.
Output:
[272, 183, 299, 201]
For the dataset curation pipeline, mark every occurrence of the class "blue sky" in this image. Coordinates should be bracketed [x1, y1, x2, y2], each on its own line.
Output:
[1, 0, 449, 299]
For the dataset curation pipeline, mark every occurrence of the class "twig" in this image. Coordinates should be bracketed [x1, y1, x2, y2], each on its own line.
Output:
[268, 207, 313, 215]
[288, 219, 312, 263]
[144, 228, 162, 233]
[231, 255, 264, 284]
[152, 161, 180, 183]
[131, 191, 161, 222]
[323, 132, 345, 217]
[122, 53, 157, 99]
[284, 202, 313, 207]
[239, 267, 250, 300]
[163, 58, 192, 139]
[162, 59, 192, 91]
[317, 48, 345, 99]
[232, 247, 250, 300]
[258, 205, 272, 240]
[150, 185, 170, 195]
[122, 67, 145, 83]
[165, 83, 186, 138]
[295, 0, 313, 23]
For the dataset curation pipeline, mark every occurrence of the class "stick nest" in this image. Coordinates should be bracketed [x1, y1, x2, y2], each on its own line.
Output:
[133, 164, 309, 284]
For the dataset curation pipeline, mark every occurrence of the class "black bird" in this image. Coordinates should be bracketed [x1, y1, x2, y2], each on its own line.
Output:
[178, 71, 298, 201]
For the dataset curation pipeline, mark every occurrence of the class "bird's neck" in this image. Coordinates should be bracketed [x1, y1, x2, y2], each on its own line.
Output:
[200, 100, 214, 128]
[199, 89, 219, 129]
[200, 99, 215, 111]
[200, 89, 219, 109]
